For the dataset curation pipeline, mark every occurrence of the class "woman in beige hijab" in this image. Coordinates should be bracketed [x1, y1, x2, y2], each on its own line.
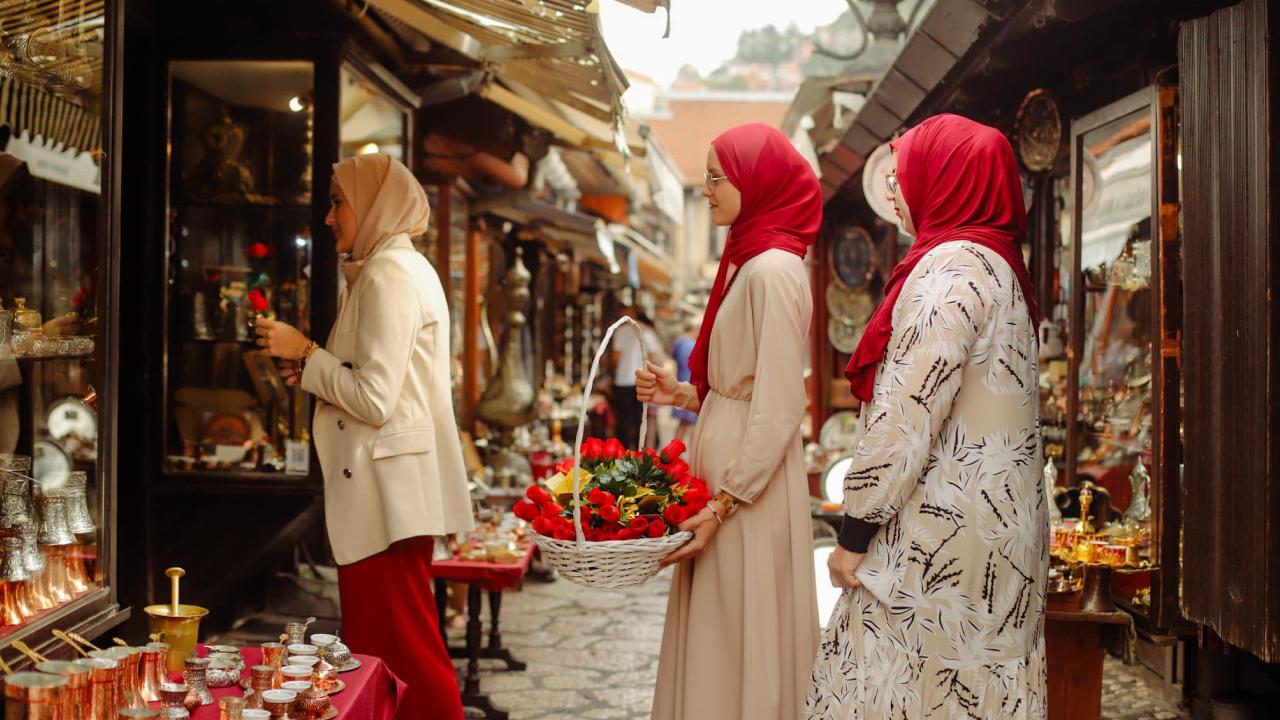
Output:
[257, 153, 472, 720]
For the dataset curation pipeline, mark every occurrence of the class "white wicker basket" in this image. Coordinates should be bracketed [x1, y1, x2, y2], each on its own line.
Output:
[531, 316, 692, 589]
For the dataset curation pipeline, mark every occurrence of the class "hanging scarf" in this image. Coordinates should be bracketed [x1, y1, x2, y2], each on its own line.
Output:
[688, 123, 823, 403]
[332, 153, 431, 284]
[845, 114, 1039, 402]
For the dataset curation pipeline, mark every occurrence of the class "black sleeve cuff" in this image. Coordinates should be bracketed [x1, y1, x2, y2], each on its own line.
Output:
[837, 516, 880, 553]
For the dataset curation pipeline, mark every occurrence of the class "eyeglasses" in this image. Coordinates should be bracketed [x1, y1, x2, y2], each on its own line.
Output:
[704, 171, 729, 188]
[885, 172, 899, 195]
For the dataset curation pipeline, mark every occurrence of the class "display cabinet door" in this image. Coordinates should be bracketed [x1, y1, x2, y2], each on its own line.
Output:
[1067, 84, 1185, 629]
[163, 60, 317, 479]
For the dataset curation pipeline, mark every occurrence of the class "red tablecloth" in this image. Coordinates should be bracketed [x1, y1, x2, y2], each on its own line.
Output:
[187, 647, 405, 719]
[432, 542, 536, 592]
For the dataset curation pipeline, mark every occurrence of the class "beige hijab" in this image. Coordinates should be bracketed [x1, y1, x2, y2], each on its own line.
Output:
[332, 153, 431, 283]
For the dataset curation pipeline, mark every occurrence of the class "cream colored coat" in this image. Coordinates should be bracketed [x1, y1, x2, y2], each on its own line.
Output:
[302, 234, 474, 565]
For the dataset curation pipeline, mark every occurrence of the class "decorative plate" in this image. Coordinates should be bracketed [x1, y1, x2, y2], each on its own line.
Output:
[862, 141, 902, 228]
[821, 454, 855, 503]
[334, 657, 362, 673]
[830, 225, 876, 290]
[825, 283, 874, 325]
[46, 397, 97, 442]
[325, 680, 346, 695]
[201, 412, 252, 445]
[819, 411, 863, 453]
[1015, 89, 1062, 173]
[827, 317, 865, 355]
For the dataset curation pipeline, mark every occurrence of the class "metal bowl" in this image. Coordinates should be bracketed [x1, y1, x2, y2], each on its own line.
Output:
[204, 659, 240, 689]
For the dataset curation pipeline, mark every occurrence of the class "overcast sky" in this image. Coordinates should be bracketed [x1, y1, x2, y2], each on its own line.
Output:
[599, 0, 848, 87]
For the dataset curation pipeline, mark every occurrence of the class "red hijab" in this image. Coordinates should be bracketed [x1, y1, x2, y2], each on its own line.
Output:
[845, 114, 1039, 402]
[689, 123, 823, 403]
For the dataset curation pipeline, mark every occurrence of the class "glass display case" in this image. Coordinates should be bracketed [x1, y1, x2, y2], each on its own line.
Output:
[162, 60, 316, 478]
[0, 0, 125, 642]
[1059, 85, 1182, 626]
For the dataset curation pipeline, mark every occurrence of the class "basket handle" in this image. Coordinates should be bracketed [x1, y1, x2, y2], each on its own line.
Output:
[569, 316, 653, 548]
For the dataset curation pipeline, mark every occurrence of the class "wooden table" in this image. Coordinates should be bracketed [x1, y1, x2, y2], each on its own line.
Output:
[1046, 594, 1132, 720]
[433, 543, 536, 720]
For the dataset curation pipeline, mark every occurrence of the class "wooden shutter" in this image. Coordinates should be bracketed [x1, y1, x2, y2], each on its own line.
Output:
[1179, 0, 1280, 661]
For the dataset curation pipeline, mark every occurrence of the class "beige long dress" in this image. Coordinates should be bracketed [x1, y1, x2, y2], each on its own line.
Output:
[652, 249, 819, 720]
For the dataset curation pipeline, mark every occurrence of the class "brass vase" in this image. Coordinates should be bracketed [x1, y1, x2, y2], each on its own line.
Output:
[474, 247, 537, 485]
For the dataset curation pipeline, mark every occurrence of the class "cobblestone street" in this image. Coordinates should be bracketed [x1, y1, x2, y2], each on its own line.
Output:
[453, 569, 1187, 720]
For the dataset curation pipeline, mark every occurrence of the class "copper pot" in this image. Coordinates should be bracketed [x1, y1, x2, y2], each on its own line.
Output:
[79, 657, 120, 720]
[36, 660, 91, 720]
[4, 671, 67, 720]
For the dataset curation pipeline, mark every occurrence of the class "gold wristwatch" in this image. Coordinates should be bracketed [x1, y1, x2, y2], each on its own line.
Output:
[714, 490, 741, 519]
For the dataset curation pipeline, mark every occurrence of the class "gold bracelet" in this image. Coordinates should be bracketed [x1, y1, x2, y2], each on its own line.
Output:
[300, 341, 320, 368]
[714, 490, 740, 519]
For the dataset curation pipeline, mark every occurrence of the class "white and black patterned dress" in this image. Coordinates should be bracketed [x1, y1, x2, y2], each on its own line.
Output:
[807, 242, 1049, 720]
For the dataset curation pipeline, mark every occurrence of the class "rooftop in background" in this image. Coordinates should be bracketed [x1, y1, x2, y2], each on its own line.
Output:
[635, 90, 792, 186]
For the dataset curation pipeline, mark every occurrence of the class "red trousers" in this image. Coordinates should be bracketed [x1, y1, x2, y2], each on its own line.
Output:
[338, 537, 464, 720]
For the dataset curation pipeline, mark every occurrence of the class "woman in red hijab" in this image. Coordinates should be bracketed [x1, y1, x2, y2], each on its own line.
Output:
[808, 115, 1047, 719]
[635, 123, 822, 720]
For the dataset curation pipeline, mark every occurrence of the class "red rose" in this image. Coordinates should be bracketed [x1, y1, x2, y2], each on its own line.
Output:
[598, 503, 621, 524]
[604, 438, 625, 459]
[663, 504, 687, 526]
[598, 528, 617, 541]
[582, 438, 604, 460]
[512, 500, 539, 521]
[247, 288, 269, 313]
[629, 516, 649, 532]
[683, 484, 710, 507]
[579, 506, 594, 524]
[618, 528, 643, 541]
[541, 502, 565, 519]
[666, 459, 690, 483]
[526, 485, 552, 506]
[553, 524, 576, 541]
[531, 517, 551, 535]
[661, 438, 687, 462]
[245, 242, 271, 261]
[646, 519, 668, 538]
[553, 459, 575, 475]
[588, 488, 615, 507]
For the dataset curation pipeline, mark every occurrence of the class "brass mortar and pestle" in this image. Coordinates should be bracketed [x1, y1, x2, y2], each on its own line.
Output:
[143, 567, 208, 673]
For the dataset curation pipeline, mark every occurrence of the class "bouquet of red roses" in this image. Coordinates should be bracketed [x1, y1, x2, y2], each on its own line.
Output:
[514, 437, 711, 543]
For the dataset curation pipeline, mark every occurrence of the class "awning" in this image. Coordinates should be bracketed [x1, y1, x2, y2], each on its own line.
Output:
[817, 0, 1000, 200]
[470, 189, 620, 272]
[367, 0, 630, 131]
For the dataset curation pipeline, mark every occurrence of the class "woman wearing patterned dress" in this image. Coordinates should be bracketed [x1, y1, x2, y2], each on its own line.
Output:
[637, 123, 821, 720]
[807, 115, 1049, 719]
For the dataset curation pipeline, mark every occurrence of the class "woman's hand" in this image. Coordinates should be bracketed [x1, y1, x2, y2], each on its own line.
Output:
[659, 504, 722, 567]
[279, 359, 301, 387]
[636, 361, 682, 408]
[827, 545, 865, 589]
[254, 317, 310, 360]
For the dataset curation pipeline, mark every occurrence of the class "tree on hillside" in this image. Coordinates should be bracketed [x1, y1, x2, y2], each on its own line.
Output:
[735, 23, 806, 65]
